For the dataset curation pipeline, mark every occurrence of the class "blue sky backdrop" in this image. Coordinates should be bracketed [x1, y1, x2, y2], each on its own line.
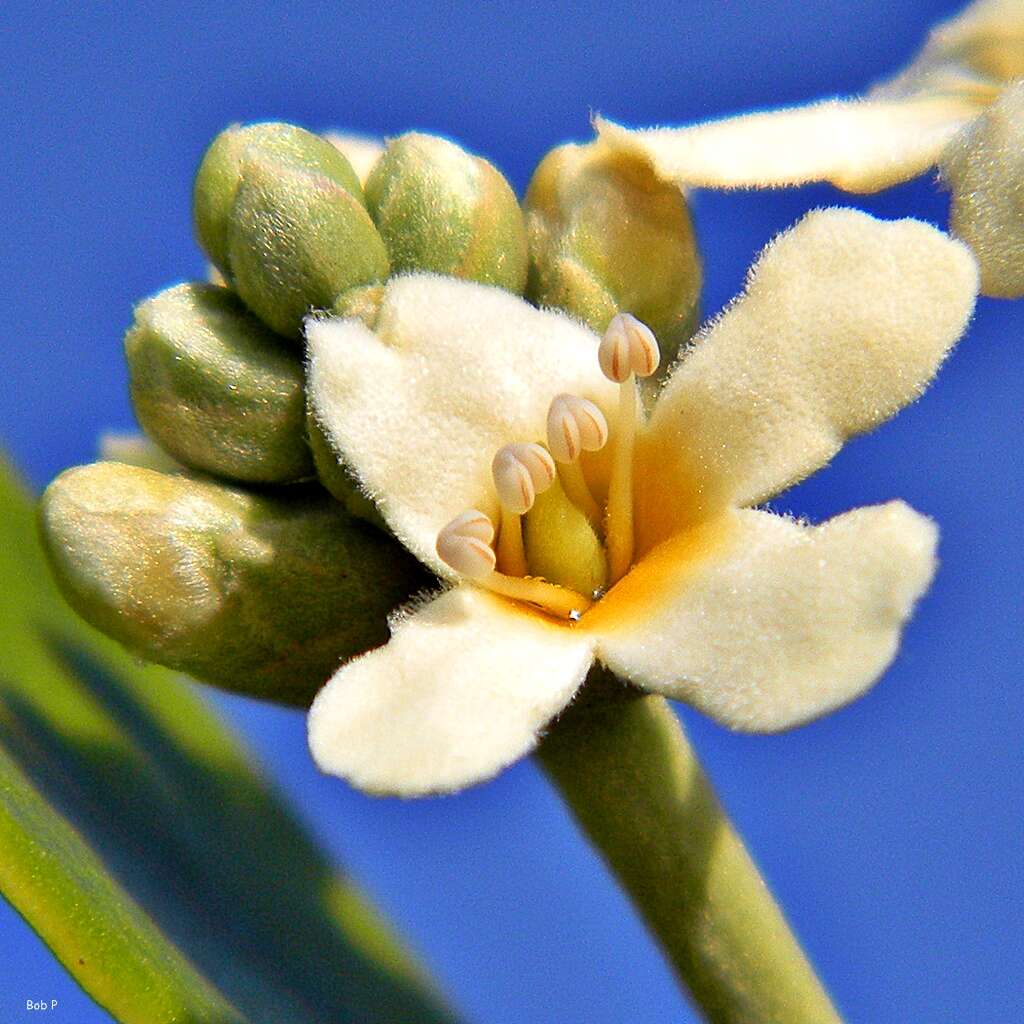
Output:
[1, 1, 1021, 1021]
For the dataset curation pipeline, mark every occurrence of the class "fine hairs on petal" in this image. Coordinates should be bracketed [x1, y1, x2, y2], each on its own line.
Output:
[637, 208, 978, 542]
[308, 586, 595, 795]
[596, 503, 939, 732]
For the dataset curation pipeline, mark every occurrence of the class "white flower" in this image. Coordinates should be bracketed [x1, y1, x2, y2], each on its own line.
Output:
[596, 0, 1024, 295]
[304, 207, 977, 796]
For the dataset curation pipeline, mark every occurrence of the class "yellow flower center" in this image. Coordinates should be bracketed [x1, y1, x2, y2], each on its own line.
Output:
[435, 313, 662, 621]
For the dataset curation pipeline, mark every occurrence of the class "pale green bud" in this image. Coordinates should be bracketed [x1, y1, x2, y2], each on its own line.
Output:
[227, 153, 390, 338]
[39, 462, 428, 705]
[306, 412, 387, 530]
[331, 283, 386, 329]
[524, 476, 607, 596]
[193, 121, 365, 277]
[525, 142, 702, 370]
[126, 282, 313, 484]
[365, 132, 528, 292]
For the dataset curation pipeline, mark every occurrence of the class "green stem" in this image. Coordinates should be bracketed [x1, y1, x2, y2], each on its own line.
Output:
[535, 678, 842, 1024]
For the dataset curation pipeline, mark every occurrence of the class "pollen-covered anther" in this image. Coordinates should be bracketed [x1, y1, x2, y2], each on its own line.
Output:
[491, 442, 556, 514]
[598, 312, 661, 383]
[436, 510, 496, 579]
[546, 394, 609, 464]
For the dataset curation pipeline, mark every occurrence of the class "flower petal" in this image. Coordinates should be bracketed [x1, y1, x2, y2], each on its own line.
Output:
[596, 0, 1024, 193]
[307, 586, 595, 796]
[594, 503, 938, 732]
[635, 209, 976, 550]
[596, 97, 977, 194]
[942, 81, 1024, 298]
[307, 274, 616, 575]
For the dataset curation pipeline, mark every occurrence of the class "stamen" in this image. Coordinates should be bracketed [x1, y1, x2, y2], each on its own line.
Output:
[598, 313, 659, 383]
[599, 314, 660, 584]
[483, 572, 592, 620]
[547, 394, 608, 525]
[435, 510, 591, 620]
[492, 443, 555, 576]
[436, 510, 496, 579]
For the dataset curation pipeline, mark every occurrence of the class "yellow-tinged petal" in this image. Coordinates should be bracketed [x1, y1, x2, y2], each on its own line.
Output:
[592, 503, 938, 733]
[941, 81, 1024, 297]
[597, 0, 1024, 193]
[635, 209, 977, 551]
[307, 274, 617, 576]
[308, 587, 595, 796]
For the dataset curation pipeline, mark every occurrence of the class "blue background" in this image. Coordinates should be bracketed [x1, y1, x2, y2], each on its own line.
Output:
[2, 1, 1021, 1021]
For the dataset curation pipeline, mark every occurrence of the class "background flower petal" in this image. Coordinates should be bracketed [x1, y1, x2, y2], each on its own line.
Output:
[307, 275, 616, 575]
[595, 503, 937, 732]
[596, 0, 1024, 193]
[596, 97, 977, 194]
[308, 586, 595, 796]
[633, 209, 977, 550]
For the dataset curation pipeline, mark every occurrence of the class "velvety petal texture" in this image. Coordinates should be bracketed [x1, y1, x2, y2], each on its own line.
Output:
[597, 0, 1023, 193]
[307, 274, 616, 575]
[595, 503, 938, 732]
[941, 82, 1024, 298]
[635, 209, 977, 548]
[308, 587, 595, 795]
[596, 98, 977, 194]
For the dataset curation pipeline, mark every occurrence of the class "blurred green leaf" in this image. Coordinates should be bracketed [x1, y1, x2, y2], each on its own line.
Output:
[0, 456, 458, 1024]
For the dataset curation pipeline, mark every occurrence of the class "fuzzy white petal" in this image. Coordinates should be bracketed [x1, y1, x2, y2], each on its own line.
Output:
[942, 81, 1024, 298]
[636, 209, 977, 544]
[308, 587, 595, 796]
[596, 97, 976, 194]
[307, 274, 616, 575]
[596, 503, 938, 733]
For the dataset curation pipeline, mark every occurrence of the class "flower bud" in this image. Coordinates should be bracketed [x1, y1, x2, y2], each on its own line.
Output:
[125, 283, 314, 484]
[525, 141, 702, 371]
[39, 462, 428, 705]
[331, 283, 386, 329]
[227, 153, 390, 338]
[193, 121, 365, 277]
[306, 411, 387, 530]
[364, 132, 528, 293]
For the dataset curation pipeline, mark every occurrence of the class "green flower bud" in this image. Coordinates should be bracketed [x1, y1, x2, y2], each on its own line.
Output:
[193, 121, 365, 277]
[228, 153, 390, 338]
[306, 412, 386, 530]
[365, 132, 528, 292]
[525, 141, 702, 371]
[39, 463, 429, 705]
[126, 282, 314, 484]
[331, 283, 386, 329]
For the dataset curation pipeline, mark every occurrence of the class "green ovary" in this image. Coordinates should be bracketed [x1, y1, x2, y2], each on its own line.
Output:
[523, 476, 608, 596]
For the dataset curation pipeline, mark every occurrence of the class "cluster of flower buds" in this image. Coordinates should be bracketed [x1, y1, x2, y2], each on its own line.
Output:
[39, 118, 703, 704]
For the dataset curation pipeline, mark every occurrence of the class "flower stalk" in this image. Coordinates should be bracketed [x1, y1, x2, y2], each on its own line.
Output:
[536, 673, 842, 1024]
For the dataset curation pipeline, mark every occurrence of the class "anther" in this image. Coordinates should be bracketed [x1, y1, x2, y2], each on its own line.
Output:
[599, 314, 661, 584]
[436, 510, 496, 579]
[547, 394, 608, 525]
[492, 443, 556, 515]
[435, 510, 592, 620]
[492, 442, 555, 576]
[546, 394, 609, 463]
[598, 313, 660, 383]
